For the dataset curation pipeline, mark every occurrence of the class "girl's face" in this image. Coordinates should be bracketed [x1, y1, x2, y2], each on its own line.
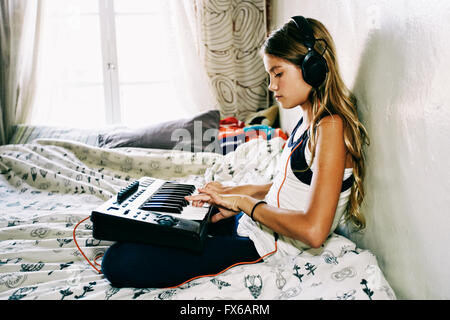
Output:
[263, 54, 312, 109]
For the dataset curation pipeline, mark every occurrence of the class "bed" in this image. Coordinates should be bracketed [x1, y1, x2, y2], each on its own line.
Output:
[0, 117, 396, 300]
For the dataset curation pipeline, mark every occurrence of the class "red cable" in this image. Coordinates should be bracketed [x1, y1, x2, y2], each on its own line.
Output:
[167, 117, 314, 289]
[277, 103, 316, 207]
[75, 104, 321, 283]
[74, 114, 315, 285]
[165, 241, 278, 289]
[74, 137, 305, 281]
[73, 216, 102, 274]
[73, 105, 319, 283]
[73, 215, 277, 286]
[277, 137, 304, 208]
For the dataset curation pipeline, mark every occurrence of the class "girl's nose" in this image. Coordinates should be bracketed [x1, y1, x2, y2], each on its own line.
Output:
[268, 79, 278, 92]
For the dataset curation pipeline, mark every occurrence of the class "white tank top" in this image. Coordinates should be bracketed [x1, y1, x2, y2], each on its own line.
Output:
[237, 118, 353, 256]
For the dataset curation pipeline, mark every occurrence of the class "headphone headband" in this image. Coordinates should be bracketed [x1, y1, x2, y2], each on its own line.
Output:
[289, 15, 328, 88]
[290, 16, 316, 49]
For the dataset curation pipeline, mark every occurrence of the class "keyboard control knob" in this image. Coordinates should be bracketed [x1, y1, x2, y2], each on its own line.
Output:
[155, 215, 178, 227]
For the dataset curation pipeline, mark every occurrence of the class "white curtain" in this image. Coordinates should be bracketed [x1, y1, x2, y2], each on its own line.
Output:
[26, 0, 219, 128]
[0, 0, 41, 145]
[162, 0, 219, 115]
[28, 1, 108, 128]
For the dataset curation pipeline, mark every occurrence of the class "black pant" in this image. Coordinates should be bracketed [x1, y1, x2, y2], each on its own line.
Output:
[101, 213, 260, 288]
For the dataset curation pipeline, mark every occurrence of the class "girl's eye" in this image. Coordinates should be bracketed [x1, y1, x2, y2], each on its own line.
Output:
[275, 72, 283, 78]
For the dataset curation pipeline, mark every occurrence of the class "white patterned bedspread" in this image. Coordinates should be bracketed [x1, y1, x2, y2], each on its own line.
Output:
[0, 138, 396, 300]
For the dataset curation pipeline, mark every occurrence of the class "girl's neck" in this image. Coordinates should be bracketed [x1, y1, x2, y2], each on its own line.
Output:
[299, 100, 313, 129]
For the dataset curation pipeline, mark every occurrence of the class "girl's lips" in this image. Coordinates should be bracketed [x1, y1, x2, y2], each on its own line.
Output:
[275, 95, 282, 100]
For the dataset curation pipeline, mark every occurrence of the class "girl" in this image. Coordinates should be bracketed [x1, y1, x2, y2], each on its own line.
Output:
[101, 16, 369, 288]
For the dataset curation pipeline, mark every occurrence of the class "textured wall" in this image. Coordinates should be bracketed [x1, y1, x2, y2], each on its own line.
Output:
[271, 0, 450, 299]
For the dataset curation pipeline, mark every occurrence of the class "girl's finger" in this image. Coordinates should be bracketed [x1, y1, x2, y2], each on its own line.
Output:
[211, 210, 228, 223]
[185, 194, 211, 202]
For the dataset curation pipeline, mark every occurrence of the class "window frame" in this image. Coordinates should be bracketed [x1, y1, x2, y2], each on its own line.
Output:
[99, 0, 122, 124]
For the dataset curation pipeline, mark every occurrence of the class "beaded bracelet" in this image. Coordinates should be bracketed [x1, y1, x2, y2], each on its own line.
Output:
[250, 200, 266, 221]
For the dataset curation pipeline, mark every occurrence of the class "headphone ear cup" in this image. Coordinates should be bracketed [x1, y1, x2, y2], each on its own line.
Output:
[302, 52, 328, 88]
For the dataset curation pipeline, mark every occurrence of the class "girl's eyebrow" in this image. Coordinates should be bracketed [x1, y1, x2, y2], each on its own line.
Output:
[269, 66, 282, 73]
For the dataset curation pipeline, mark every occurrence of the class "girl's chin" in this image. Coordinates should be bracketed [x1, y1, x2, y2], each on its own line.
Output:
[278, 102, 297, 109]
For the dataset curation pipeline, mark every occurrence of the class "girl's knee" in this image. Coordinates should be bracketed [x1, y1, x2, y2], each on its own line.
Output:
[101, 242, 128, 287]
[100, 242, 181, 288]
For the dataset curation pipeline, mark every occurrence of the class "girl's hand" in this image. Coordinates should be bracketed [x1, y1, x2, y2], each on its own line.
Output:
[199, 181, 230, 194]
[185, 189, 244, 223]
[188, 181, 230, 208]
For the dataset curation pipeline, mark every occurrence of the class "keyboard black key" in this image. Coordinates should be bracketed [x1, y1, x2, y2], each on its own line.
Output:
[156, 188, 192, 194]
[147, 197, 189, 206]
[140, 203, 183, 213]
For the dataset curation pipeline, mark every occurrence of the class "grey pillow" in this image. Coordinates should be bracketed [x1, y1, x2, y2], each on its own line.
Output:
[98, 109, 220, 152]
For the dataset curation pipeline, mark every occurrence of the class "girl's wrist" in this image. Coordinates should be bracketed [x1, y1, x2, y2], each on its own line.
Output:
[236, 194, 249, 212]
[238, 195, 258, 215]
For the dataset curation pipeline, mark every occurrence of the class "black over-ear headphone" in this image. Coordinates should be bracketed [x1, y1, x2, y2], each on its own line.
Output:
[290, 16, 328, 88]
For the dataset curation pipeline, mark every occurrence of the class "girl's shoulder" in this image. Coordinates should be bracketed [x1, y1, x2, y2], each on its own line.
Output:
[317, 113, 343, 125]
[315, 114, 344, 136]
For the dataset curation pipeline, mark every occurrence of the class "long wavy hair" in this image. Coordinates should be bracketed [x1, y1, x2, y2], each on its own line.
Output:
[262, 18, 370, 230]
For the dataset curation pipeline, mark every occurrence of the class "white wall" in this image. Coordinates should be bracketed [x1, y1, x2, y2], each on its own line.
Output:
[272, 0, 450, 299]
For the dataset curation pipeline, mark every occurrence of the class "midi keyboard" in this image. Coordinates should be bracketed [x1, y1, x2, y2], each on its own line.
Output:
[91, 177, 216, 252]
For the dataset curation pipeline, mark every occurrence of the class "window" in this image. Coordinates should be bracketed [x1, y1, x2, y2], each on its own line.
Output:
[30, 0, 191, 128]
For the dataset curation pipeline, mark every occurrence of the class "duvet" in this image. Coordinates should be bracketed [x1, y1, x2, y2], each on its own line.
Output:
[0, 138, 396, 300]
